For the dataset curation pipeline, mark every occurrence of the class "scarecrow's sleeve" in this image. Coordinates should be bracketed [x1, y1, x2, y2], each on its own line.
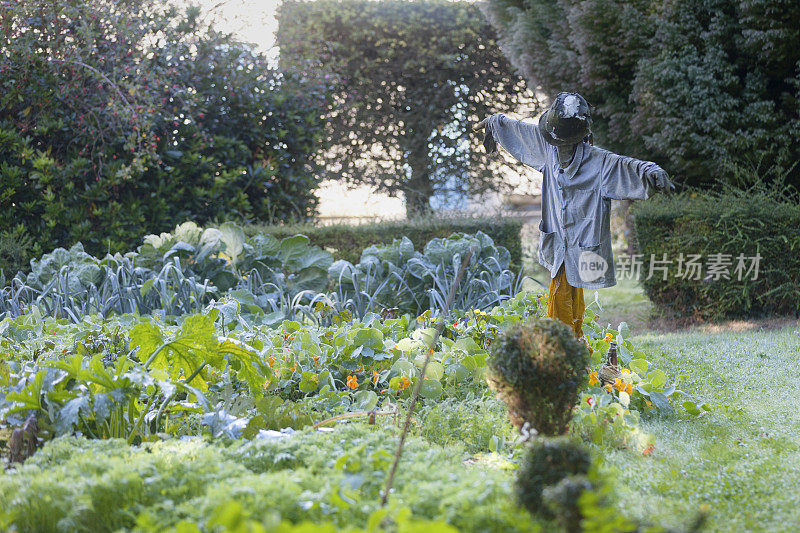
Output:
[599, 151, 666, 200]
[486, 113, 549, 171]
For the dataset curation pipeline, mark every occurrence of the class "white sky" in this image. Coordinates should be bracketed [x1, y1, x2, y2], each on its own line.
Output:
[196, 0, 282, 55]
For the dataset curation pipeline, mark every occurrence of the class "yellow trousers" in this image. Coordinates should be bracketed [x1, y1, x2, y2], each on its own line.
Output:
[547, 264, 586, 341]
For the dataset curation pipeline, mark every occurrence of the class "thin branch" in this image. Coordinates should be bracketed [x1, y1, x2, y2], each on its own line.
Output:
[50, 58, 134, 112]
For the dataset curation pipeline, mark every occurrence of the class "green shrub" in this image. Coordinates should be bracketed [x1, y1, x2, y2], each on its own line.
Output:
[542, 474, 593, 531]
[515, 436, 591, 516]
[632, 183, 800, 320]
[244, 215, 525, 269]
[0, 225, 35, 278]
[0, 0, 327, 259]
[486, 318, 590, 434]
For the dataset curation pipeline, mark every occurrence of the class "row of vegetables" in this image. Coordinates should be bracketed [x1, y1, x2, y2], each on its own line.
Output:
[1, 222, 525, 323]
[0, 288, 708, 456]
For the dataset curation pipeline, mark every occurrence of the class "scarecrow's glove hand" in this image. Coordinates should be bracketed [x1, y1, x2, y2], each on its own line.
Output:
[646, 169, 675, 192]
[473, 116, 496, 153]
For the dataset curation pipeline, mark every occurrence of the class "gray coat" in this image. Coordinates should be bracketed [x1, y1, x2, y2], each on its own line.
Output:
[488, 113, 669, 289]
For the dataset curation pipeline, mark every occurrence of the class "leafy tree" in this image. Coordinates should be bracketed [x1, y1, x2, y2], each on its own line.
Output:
[277, 0, 531, 216]
[481, 0, 800, 189]
[0, 0, 328, 263]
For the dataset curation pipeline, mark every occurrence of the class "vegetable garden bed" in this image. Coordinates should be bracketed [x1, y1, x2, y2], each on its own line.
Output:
[0, 226, 711, 532]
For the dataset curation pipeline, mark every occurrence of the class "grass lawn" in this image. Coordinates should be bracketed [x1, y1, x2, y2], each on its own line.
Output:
[505, 257, 800, 532]
[594, 285, 800, 532]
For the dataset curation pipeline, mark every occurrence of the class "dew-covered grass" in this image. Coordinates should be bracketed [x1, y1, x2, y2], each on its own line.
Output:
[600, 325, 800, 532]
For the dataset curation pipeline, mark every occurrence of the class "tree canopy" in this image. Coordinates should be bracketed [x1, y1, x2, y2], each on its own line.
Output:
[481, 0, 800, 189]
[277, 0, 532, 216]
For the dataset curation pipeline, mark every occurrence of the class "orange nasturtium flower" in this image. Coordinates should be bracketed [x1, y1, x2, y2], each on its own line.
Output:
[588, 371, 600, 386]
[346, 375, 359, 389]
[268, 356, 276, 368]
[398, 376, 411, 391]
[614, 378, 625, 392]
[372, 370, 380, 384]
[604, 383, 613, 393]
[625, 383, 633, 395]
[604, 333, 614, 343]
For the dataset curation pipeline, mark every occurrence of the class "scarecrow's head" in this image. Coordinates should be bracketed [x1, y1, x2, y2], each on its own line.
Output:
[538, 92, 592, 146]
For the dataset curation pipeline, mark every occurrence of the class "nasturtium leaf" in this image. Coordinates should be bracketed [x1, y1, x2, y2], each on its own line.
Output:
[412, 327, 438, 348]
[351, 327, 384, 350]
[393, 338, 416, 352]
[352, 390, 378, 411]
[419, 379, 443, 399]
[448, 364, 469, 383]
[423, 361, 445, 380]
[648, 369, 667, 389]
[355, 344, 375, 359]
[389, 359, 415, 378]
[629, 358, 648, 375]
[649, 391, 673, 413]
[452, 337, 482, 355]
[299, 371, 320, 393]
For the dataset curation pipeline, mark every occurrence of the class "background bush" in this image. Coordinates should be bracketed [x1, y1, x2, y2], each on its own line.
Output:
[633, 183, 800, 320]
[245, 216, 525, 269]
[480, 0, 800, 191]
[0, 225, 33, 279]
[0, 0, 328, 264]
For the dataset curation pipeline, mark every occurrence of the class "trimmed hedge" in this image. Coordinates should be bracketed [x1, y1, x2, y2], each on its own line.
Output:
[245, 216, 525, 268]
[632, 184, 800, 320]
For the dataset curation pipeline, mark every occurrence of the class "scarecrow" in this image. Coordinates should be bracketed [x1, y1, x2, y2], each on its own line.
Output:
[474, 92, 674, 348]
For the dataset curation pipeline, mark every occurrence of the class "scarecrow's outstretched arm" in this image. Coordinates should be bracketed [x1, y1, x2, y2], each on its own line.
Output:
[473, 113, 549, 171]
[599, 151, 674, 200]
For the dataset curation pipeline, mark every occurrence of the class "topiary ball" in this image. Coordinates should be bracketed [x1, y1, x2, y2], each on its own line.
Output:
[486, 317, 590, 435]
[515, 436, 592, 516]
[542, 474, 594, 530]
